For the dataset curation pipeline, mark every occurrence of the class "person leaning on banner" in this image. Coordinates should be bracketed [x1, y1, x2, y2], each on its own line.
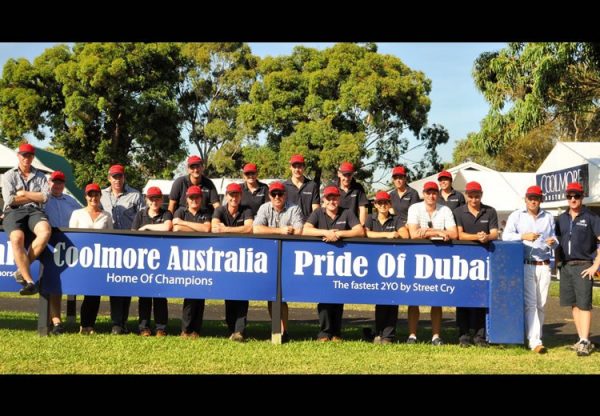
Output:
[168, 155, 220, 216]
[284, 154, 321, 221]
[364, 191, 409, 344]
[302, 185, 364, 342]
[389, 165, 420, 226]
[555, 182, 600, 357]
[406, 181, 457, 346]
[253, 181, 304, 343]
[1, 143, 51, 296]
[453, 181, 498, 347]
[333, 162, 369, 226]
[100, 164, 145, 335]
[44, 170, 81, 335]
[131, 186, 173, 337]
[212, 182, 254, 342]
[503, 185, 558, 354]
[69, 183, 113, 335]
[240, 163, 269, 217]
[173, 185, 212, 339]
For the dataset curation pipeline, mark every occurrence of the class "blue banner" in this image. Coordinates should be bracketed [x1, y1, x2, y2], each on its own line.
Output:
[282, 240, 496, 307]
[38, 231, 278, 301]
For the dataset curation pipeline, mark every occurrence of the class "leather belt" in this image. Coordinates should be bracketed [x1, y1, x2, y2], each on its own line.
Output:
[565, 260, 592, 266]
[524, 259, 550, 266]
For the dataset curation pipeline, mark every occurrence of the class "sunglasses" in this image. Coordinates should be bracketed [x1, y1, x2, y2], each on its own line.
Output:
[270, 191, 285, 198]
[566, 194, 582, 200]
[392, 175, 406, 180]
[86, 192, 101, 198]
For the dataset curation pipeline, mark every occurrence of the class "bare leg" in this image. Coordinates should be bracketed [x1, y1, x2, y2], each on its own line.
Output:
[28, 221, 51, 262]
[9, 230, 34, 283]
[50, 294, 62, 325]
[408, 305, 419, 337]
[431, 306, 442, 338]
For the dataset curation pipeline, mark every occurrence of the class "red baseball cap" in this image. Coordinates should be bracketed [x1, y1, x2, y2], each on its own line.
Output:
[423, 181, 439, 192]
[374, 191, 391, 201]
[438, 170, 452, 180]
[323, 185, 341, 197]
[186, 185, 202, 196]
[289, 154, 305, 165]
[566, 182, 584, 195]
[392, 166, 406, 176]
[243, 163, 257, 173]
[525, 185, 543, 197]
[50, 171, 66, 182]
[187, 155, 203, 166]
[18, 143, 35, 154]
[146, 186, 162, 198]
[226, 183, 242, 194]
[465, 181, 482, 193]
[85, 183, 101, 194]
[339, 162, 355, 173]
[108, 164, 125, 175]
[269, 181, 285, 192]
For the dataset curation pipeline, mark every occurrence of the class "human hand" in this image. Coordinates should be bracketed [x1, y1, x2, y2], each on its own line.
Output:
[581, 266, 598, 280]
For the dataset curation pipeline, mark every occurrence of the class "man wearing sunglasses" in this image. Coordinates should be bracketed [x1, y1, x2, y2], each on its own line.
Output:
[503, 185, 558, 354]
[333, 162, 369, 226]
[240, 163, 269, 217]
[254, 181, 304, 342]
[168, 155, 220, 216]
[555, 182, 600, 356]
[2, 143, 51, 296]
[389, 165, 420, 226]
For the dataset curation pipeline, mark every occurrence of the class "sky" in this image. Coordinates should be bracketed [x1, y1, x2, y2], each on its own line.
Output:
[0, 42, 506, 167]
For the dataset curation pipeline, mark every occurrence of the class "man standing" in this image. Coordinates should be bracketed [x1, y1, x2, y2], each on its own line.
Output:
[389, 165, 420, 226]
[437, 170, 465, 211]
[284, 154, 320, 221]
[1, 143, 51, 296]
[240, 163, 269, 217]
[100, 164, 145, 334]
[555, 182, 600, 356]
[503, 185, 558, 354]
[453, 181, 498, 347]
[44, 170, 81, 334]
[168, 155, 220, 216]
[303, 185, 364, 341]
[334, 162, 369, 225]
[406, 181, 457, 345]
[253, 181, 304, 342]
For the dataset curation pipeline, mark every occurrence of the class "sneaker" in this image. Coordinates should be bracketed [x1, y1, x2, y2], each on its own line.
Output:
[155, 329, 167, 337]
[139, 328, 152, 336]
[229, 332, 245, 342]
[19, 281, 38, 296]
[576, 340, 593, 357]
[459, 334, 473, 348]
[373, 336, 383, 344]
[570, 340, 583, 351]
[51, 323, 64, 336]
[533, 345, 547, 354]
[473, 335, 488, 347]
[13, 270, 26, 287]
[79, 326, 95, 335]
[431, 337, 444, 346]
[380, 338, 393, 345]
[406, 336, 417, 344]
[111, 325, 128, 335]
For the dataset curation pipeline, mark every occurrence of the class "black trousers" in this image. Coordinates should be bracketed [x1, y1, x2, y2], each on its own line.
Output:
[138, 297, 168, 330]
[181, 298, 206, 334]
[456, 307, 486, 336]
[225, 300, 249, 334]
[80, 295, 100, 328]
[375, 304, 399, 340]
[317, 303, 344, 339]
[110, 296, 131, 328]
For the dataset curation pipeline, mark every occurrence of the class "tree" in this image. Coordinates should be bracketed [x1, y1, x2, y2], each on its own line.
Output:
[237, 43, 441, 187]
[178, 43, 258, 176]
[472, 42, 600, 154]
[0, 43, 187, 189]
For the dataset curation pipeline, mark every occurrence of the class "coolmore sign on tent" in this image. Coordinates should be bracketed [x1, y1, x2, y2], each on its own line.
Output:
[537, 163, 589, 202]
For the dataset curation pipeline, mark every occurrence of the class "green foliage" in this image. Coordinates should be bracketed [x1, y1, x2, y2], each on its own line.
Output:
[473, 42, 600, 154]
[0, 43, 187, 190]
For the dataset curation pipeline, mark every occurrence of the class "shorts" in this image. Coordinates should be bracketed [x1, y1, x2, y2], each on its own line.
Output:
[560, 262, 594, 310]
[2, 206, 49, 236]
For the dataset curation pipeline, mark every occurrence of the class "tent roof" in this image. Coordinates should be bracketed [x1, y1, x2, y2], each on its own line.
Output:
[409, 161, 500, 197]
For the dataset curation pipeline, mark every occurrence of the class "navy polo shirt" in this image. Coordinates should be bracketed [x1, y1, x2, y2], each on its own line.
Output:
[390, 186, 420, 225]
[453, 203, 498, 234]
[555, 207, 600, 261]
[284, 177, 320, 220]
[334, 178, 369, 218]
[169, 175, 219, 214]
[131, 208, 173, 230]
[241, 181, 269, 217]
[306, 207, 360, 231]
[439, 189, 466, 211]
[173, 207, 211, 224]
[212, 204, 253, 227]
[365, 213, 404, 232]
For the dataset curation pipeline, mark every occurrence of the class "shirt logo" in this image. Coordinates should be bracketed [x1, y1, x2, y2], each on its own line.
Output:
[335, 221, 347, 226]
